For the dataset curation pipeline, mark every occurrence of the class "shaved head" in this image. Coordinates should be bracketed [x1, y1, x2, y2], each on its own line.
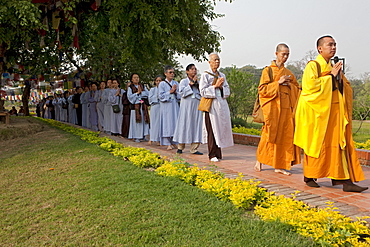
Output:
[276, 43, 289, 52]
[317, 35, 333, 49]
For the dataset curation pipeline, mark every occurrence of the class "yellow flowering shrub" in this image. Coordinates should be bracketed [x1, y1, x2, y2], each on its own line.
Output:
[156, 162, 267, 209]
[232, 126, 261, 136]
[255, 194, 370, 246]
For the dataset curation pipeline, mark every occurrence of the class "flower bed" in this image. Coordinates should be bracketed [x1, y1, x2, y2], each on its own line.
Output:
[39, 118, 370, 246]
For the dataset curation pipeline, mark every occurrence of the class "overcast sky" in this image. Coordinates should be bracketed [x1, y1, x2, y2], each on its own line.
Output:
[177, 0, 370, 79]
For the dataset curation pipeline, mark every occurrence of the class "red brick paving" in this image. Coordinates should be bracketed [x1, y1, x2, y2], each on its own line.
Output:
[108, 135, 370, 222]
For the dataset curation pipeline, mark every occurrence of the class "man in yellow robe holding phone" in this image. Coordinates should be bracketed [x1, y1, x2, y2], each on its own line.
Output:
[294, 35, 367, 192]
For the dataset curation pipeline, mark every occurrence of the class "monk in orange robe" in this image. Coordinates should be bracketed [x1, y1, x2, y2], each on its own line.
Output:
[294, 35, 367, 192]
[255, 43, 301, 175]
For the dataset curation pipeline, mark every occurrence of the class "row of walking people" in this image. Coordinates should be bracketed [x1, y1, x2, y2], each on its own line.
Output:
[39, 60, 234, 159]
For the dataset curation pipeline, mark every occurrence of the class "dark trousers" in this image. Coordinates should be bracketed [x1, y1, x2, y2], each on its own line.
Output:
[205, 112, 222, 159]
[76, 107, 82, 126]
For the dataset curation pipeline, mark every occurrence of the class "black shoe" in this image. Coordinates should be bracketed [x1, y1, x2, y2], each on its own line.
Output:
[192, 151, 203, 155]
[176, 149, 182, 154]
[306, 180, 320, 188]
[343, 184, 368, 193]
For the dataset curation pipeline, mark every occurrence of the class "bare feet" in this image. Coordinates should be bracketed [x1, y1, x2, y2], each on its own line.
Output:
[167, 145, 173, 150]
[254, 161, 262, 172]
[274, 169, 291, 176]
[148, 140, 152, 145]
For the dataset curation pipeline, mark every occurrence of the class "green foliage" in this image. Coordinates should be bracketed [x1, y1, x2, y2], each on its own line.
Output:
[1, 0, 229, 83]
[222, 66, 258, 119]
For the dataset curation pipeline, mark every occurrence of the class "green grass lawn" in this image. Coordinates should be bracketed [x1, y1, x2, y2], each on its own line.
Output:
[0, 122, 316, 246]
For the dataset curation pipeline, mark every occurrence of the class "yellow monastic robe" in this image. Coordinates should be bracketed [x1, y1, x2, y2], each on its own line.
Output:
[256, 61, 301, 170]
[294, 54, 365, 182]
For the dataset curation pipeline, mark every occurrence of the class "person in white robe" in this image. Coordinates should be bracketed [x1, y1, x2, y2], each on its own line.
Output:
[68, 90, 77, 124]
[109, 79, 125, 135]
[127, 73, 150, 142]
[173, 64, 203, 155]
[148, 76, 162, 145]
[81, 86, 90, 128]
[88, 82, 99, 131]
[158, 65, 180, 150]
[102, 79, 113, 134]
[60, 91, 69, 122]
[95, 81, 106, 131]
[199, 53, 233, 162]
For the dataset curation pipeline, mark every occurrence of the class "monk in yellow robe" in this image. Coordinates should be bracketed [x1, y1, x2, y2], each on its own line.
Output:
[255, 43, 301, 175]
[294, 35, 367, 192]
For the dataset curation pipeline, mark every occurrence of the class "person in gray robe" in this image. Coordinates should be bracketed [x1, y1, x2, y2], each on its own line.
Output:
[173, 64, 203, 155]
[53, 93, 61, 121]
[60, 91, 69, 122]
[158, 65, 180, 150]
[88, 82, 99, 131]
[127, 73, 150, 142]
[102, 79, 113, 134]
[44, 96, 53, 119]
[109, 79, 125, 135]
[81, 86, 90, 128]
[148, 76, 162, 145]
[68, 89, 77, 124]
[95, 81, 106, 132]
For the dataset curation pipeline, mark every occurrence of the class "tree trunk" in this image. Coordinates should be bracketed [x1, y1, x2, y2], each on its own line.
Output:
[0, 42, 7, 112]
[22, 82, 31, 116]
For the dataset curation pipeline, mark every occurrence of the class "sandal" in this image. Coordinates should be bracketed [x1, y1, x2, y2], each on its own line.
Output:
[274, 169, 291, 176]
[254, 161, 262, 172]
[167, 145, 173, 150]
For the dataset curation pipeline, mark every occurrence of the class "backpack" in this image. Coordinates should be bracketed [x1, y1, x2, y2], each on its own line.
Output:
[252, 66, 273, 123]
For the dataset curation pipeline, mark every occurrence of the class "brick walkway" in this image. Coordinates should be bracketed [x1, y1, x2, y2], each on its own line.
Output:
[108, 135, 370, 222]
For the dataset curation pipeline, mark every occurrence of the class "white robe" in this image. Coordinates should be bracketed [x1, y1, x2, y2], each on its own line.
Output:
[68, 95, 77, 124]
[127, 85, 149, 139]
[94, 89, 105, 130]
[173, 78, 202, 144]
[199, 69, 234, 148]
[158, 79, 180, 145]
[108, 88, 125, 134]
[149, 87, 160, 142]
[102, 88, 113, 132]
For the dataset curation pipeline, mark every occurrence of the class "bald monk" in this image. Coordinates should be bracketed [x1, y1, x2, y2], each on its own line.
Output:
[255, 43, 301, 175]
[294, 35, 367, 192]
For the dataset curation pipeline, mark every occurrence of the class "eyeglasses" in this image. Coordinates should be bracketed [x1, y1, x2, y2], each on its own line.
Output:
[168, 71, 175, 74]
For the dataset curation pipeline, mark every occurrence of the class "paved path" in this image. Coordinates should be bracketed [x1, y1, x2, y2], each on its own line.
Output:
[107, 135, 370, 222]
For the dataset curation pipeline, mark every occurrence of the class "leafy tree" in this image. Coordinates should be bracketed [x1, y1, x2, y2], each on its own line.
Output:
[0, 0, 230, 114]
[222, 66, 257, 120]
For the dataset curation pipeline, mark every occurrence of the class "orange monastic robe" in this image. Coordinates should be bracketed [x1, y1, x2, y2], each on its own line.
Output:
[294, 54, 365, 182]
[256, 61, 301, 170]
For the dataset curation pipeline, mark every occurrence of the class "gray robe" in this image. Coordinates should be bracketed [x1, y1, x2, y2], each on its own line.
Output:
[102, 88, 113, 133]
[68, 95, 77, 124]
[158, 79, 180, 145]
[108, 88, 125, 134]
[94, 89, 105, 130]
[127, 85, 149, 139]
[173, 78, 202, 144]
[149, 87, 160, 142]
[88, 90, 98, 131]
